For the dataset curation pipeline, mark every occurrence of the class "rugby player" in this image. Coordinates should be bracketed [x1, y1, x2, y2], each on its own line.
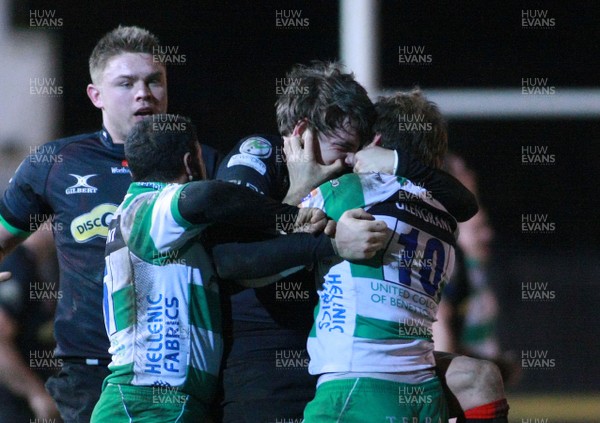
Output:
[214, 62, 480, 422]
[301, 89, 455, 422]
[215, 85, 509, 423]
[0, 26, 220, 422]
[301, 89, 509, 422]
[91, 115, 325, 422]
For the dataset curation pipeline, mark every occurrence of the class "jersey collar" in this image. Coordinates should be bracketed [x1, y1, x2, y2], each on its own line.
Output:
[99, 126, 124, 152]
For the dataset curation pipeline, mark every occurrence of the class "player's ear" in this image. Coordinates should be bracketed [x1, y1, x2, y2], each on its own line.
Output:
[364, 133, 382, 149]
[292, 119, 309, 137]
[183, 152, 193, 181]
[372, 133, 382, 146]
[87, 84, 103, 109]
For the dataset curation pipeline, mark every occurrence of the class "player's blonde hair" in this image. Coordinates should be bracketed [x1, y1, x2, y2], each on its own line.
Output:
[375, 89, 447, 168]
[89, 25, 161, 83]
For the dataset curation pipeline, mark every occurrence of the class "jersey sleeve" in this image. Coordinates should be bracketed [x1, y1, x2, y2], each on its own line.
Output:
[395, 149, 478, 222]
[215, 135, 283, 199]
[212, 232, 334, 280]
[177, 180, 298, 232]
[0, 152, 53, 237]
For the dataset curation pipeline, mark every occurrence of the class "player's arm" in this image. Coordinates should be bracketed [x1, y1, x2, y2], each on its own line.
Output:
[0, 308, 59, 418]
[353, 146, 478, 221]
[213, 209, 388, 280]
[0, 227, 25, 281]
[0, 148, 55, 281]
[213, 232, 332, 280]
[177, 180, 325, 234]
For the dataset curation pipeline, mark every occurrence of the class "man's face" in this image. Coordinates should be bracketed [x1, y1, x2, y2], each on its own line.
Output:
[88, 52, 167, 143]
[315, 124, 361, 166]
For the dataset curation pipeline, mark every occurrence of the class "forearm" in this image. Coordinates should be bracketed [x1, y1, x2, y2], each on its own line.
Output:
[179, 180, 298, 230]
[236, 266, 306, 288]
[213, 232, 334, 280]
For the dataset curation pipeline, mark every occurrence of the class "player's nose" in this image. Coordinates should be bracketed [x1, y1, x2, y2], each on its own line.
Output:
[344, 153, 355, 168]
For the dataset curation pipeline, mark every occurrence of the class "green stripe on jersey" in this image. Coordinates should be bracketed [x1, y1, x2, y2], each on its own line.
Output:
[319, 175, 366, 221]
[354, 314, 399, 340]
[309, 302, 320, 338]
[113, 285, 135, 331]
[461, 320, 497, 344]
[349, 260, 384, 279]
[189, 284, 221, 334]
[0, 214, 30, 238]
[354, 314, 433, 341]
[134, 199, 160, 262]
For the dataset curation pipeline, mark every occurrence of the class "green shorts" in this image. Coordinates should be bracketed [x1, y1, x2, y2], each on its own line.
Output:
[303, 376, 448, 423]
[91, 383, 211, 423]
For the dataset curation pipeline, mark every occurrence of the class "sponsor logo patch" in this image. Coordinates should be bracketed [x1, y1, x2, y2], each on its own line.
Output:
[65, 174, 98, 195]
[70, 203, 117, 242]
[227, 154, 267, 175]
[111, 166, 131, 174]
[239, 137, 272, 158]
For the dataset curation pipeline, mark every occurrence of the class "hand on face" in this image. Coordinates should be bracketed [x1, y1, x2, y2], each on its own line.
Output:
[352, 139, 396, 174]
[282, 120, 346, 205]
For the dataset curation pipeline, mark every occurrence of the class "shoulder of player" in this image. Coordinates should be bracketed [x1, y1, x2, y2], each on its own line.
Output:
[333, 171, 399, 186]
[12, 131, 101, 180]
[26, 131, 101, 162]
[229, 134, 281, 159]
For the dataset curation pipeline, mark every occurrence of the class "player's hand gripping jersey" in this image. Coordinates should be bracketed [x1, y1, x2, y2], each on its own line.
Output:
[301, 172, 457, 375]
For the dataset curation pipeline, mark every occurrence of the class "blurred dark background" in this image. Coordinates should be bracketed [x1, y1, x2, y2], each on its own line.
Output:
[11, 0, 600, 393]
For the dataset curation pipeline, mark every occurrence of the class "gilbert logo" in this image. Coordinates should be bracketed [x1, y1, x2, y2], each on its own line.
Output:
[66, 174, 98, 195]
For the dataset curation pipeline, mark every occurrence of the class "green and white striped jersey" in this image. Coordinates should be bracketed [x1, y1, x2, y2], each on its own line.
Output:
[300, 172, 457, 375]
[102, 182, 221, 403]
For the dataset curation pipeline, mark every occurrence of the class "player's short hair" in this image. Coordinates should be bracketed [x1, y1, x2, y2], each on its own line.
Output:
[374, 89, 447, 168]
[89, 25, 161, 84]
[125, 114, 199, 182]
[275, 61, 375, 146]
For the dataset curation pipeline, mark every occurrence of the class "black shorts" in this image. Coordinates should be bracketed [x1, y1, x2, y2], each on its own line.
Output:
[45, 361, 110, 423]
[222, 350, 317, 423]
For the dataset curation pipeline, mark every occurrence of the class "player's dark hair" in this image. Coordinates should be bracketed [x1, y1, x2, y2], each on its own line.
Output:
[89, 25, 161, 83]
[125, 114, 199, 182]
[374, 89, 447, 168]
[275, 61, 375, 147]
